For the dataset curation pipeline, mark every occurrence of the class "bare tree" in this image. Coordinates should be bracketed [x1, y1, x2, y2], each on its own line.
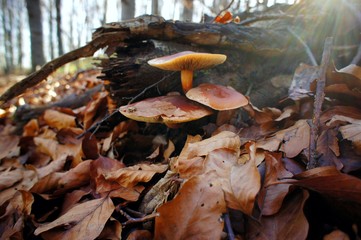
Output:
[55, 0, 63, 56]
[26, 0, 45, 71]
[152, 0, 160, 16]
[121, 0, 135, 20]
[182, 0, 193, 21]
[48, 0, 54, 59]
[1, 0, 14, 74]
[101, 0, 108, 25]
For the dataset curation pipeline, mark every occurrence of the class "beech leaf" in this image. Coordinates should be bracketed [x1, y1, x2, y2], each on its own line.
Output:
[34, 197, 114, 240]
[154, 171, 226, 240]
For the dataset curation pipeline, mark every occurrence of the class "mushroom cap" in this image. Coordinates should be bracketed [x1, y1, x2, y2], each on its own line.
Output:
[186, 83, 249, 110]
[119, 94, 213, 124]
[147, 51, 227, 71]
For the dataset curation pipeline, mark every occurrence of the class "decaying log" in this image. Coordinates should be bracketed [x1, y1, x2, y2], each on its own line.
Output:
[0, 15, 298, 107]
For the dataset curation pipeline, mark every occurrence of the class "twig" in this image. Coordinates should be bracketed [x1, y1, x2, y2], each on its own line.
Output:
[308, 37, 333, 169]
[212, 0, 235, 23]
[0, 32, 126, 107]
[119, 208, 159, 226]
[223, 212, 235, 240]
[287, 27, 318, 66]
[127, 72, 176, 105]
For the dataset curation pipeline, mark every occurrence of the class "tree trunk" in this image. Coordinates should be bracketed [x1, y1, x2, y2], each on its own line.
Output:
[121, 0, 135, 20]
[152, 0, 159, 16]
[1, 0, 14, 74]
[56, 0, 63, 56]
[16, 1, 23, 70]
[49, 0, 54, 60]
[26, 0, 45, 71]
[101, 0, 108, 25]
[182, 0, 193, 21]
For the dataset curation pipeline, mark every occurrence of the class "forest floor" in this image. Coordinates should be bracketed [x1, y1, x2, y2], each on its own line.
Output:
[1, 4, 361, 240]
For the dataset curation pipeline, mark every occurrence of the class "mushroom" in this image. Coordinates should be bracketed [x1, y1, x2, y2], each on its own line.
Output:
[147, 51, 227, 93]
[185, 83, 248, 110]
[119, 94, 213, 127]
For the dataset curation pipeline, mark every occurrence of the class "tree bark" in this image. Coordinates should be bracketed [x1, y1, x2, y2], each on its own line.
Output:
[121, 0, 135, 20]
[152, 0, 159, 16]
[55, 0, 63, 56]
[26, 0, 45, 71]
[49, 0, 54, 60]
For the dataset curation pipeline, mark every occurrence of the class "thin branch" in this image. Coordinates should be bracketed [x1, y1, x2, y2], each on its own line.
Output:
[0, 32, 126, 107]
[287, 27, 318, 66]
[308, 37, 333, 169]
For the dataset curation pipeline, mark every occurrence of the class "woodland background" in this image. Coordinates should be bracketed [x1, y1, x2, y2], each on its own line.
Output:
[1, 0, 361, 239]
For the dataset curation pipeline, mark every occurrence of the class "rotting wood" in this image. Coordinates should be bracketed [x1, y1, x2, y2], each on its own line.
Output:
[0, 15, 293, 107]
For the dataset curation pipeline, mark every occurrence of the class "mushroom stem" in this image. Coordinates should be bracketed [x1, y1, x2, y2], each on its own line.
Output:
[181, 70, 194, 93]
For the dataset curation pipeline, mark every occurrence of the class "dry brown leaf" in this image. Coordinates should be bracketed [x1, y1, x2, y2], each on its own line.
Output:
[247, 190, 309, 239]
[259, 152, 293, 216]
[23, 118, 39, 137]
[0, 131, 19, 160]
[327, 115, 361, 154]
[98, 218, 122, 240]
[178, 131, 241, 161]
[34, 196, 114, 240]
[243, 104, 282, 124]
[228, 143, 261, 215]
[105, 163, 168, 188]
[34, 128, 84, 166]
[126, 229, 152, 240]
[0, 169, 38, 206]
[338, 64, 361, 80]
[90, 156, 142, 200]
[43, 109, 76, 129]
[154, 171, 226, 240]
[0, 168, 24, 191]
[0, 190, 34, 240]
[257, 120, 310, 158]
[323, 229, 350, 240]
[83, 91, 108, 129]
[317, 128, 342, 169]
[288, 166, 361, 202]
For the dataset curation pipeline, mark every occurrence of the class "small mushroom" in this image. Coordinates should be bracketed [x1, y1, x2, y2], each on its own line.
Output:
[119, 94, 213, 127]
[186, 83, 248, 110]
[148, 51, 227, 93]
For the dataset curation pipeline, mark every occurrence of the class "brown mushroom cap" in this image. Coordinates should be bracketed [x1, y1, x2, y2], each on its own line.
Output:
[148, 51, 227, 93]
[186, 83, 249, 110]
[119, 94, 213, 125]
[147, 51, 227, 71]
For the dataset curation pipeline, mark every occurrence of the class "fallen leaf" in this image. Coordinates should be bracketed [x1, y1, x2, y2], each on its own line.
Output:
[104, 163, 168, 188]
[259, 152, 293, 216]
[0, 190, 34, 240]
[247, 190, 309, 239]
[0, 168, 24, 191]
[34, 196, 114, 240]
[257, 120, 310, 158]
[154, 171, 226, 240]
[43, 109, 76, 129]
[289, 166, 361, 202]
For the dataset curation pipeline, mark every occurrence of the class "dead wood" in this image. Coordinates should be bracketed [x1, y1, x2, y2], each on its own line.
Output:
[0, 15, 294, 107]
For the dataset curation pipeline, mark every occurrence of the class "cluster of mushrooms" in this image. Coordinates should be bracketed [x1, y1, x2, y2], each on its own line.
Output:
[119, 51, 249, 127]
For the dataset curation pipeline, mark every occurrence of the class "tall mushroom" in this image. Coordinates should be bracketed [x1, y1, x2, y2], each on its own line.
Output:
[186, 83, 248, 110]
[147, 51, 227, 93]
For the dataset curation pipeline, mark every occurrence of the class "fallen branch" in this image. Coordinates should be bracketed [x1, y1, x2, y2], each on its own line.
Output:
[0, 15, 291, 106]
[308, 37, 333, 169]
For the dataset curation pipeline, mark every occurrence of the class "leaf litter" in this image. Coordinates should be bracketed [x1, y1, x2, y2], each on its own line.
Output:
[1, 56, 361, 240]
